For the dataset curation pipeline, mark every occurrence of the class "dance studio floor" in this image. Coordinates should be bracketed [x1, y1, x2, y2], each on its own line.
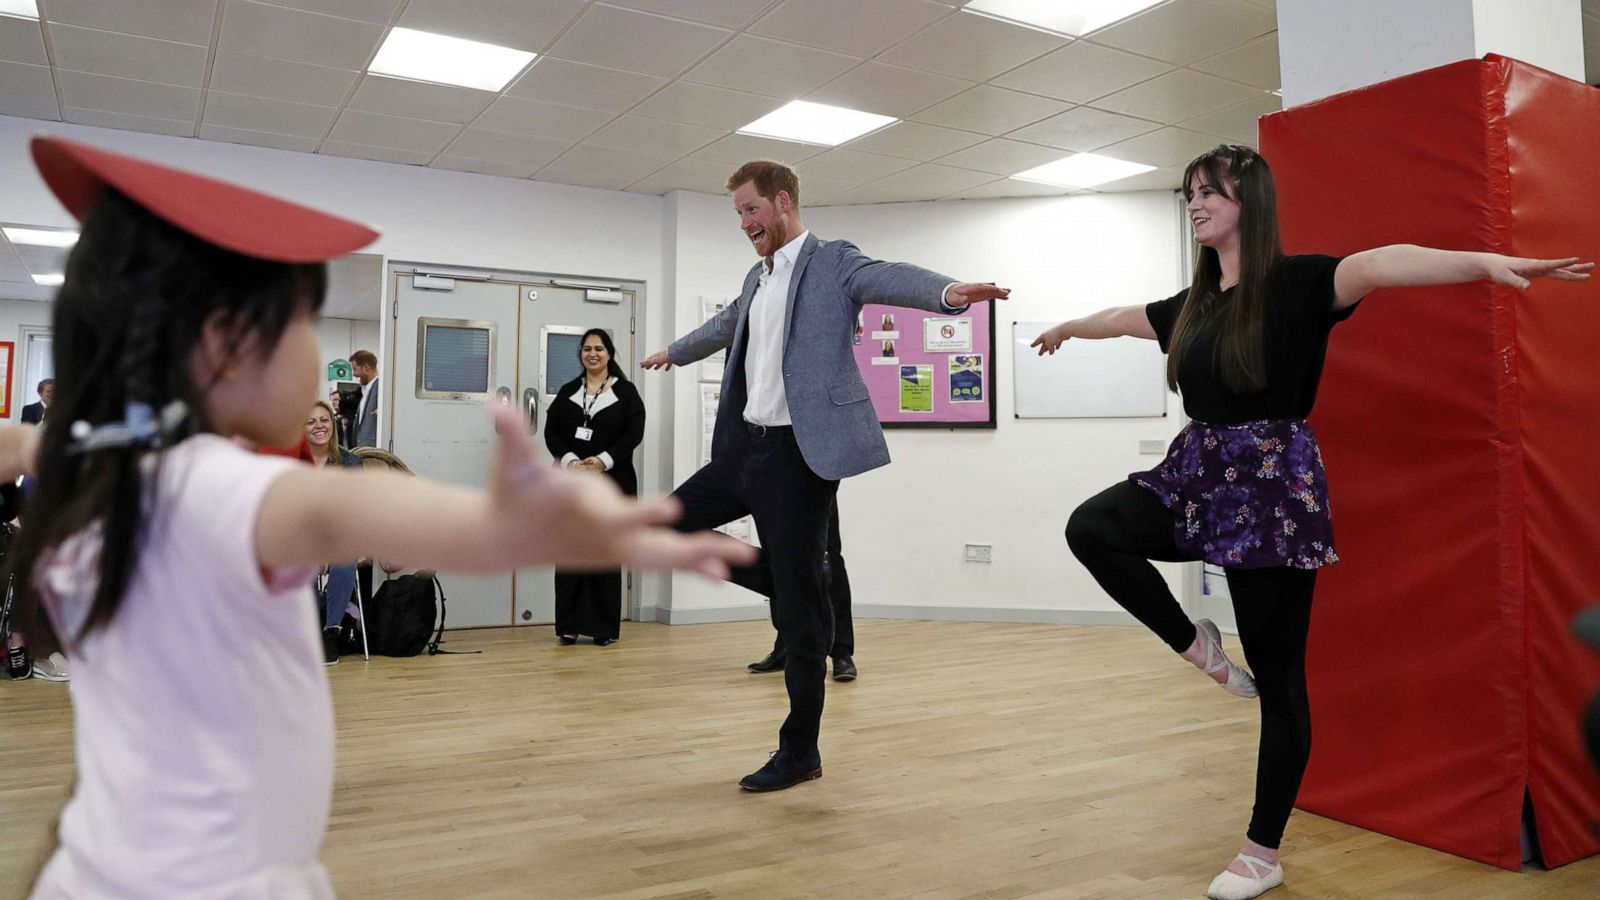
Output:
[3, 619, 1596, 898]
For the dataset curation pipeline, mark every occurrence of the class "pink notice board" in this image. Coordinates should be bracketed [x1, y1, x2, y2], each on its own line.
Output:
[851, 301, 996, 429]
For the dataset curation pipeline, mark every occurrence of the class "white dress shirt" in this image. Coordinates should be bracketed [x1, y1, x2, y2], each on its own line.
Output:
[743, 230, 809, 427]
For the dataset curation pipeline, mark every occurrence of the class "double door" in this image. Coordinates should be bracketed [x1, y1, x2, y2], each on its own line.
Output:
[387, 266, 637, 627]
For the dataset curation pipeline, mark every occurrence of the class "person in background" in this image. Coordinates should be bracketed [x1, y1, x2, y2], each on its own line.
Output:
[305, 400, 360, 666]
[349, 349, 379, 449]
[544, 329, 646, 646]
[20, 379, 53, 425]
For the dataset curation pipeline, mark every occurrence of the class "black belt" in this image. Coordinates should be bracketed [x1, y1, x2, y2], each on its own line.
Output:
[743, 421, 793, 438]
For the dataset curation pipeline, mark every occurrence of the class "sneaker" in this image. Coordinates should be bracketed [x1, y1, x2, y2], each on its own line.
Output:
[6, 643, 31, 680]
[31, 652, 69, 682]
[322, 628, 340, 667]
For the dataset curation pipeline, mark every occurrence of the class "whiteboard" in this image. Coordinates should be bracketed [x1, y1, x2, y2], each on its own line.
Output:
[1012, 320, 1167, 418]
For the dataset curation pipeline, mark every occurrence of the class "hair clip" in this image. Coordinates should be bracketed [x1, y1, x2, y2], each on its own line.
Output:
[67, 400, 189, 454]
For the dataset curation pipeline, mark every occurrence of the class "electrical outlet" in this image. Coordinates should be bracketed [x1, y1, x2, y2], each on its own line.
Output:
[1139, 439, 1166, 455]
[963, 542, 992, 563]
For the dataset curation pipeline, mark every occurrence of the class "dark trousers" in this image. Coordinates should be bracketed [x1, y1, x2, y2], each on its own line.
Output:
[554, 569, 622, 641]
[1065, 481, 1316, 849]
[673, 424, 838, 758]
[732, 501, 853, 659]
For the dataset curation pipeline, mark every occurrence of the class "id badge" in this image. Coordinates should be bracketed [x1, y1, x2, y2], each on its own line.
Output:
[574, 426, 594, 441]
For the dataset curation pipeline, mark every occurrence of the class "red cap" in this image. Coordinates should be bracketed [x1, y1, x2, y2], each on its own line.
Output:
[30, 135, 378, 263]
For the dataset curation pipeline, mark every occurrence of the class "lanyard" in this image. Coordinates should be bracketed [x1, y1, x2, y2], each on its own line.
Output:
[581, 378, 611, 425]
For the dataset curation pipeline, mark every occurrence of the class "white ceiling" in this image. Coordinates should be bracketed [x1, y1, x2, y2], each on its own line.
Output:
[0, 0, 1596, 211]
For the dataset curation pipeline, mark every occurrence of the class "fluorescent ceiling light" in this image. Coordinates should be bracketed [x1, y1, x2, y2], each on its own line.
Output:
[368, 27, 536, 92]
[1013, 153, 1156, 188]
[962, 0, 1164, 37]
[737, 100, 897, 147]
[31, 273, 64, 286]
[3, 227, 78, 247]
[0, 0, 39, 20]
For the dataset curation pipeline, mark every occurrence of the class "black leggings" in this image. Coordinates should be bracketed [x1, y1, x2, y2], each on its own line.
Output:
[1066, 481, 1316, 849]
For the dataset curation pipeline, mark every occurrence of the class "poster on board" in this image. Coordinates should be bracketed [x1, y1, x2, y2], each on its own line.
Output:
[852, 301, 996, 429]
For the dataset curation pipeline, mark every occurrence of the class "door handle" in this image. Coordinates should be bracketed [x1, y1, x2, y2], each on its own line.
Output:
[523, 388, 539, 433]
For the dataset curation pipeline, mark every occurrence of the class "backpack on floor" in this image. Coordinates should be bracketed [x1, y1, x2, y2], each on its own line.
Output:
[362, 574, 439, 657]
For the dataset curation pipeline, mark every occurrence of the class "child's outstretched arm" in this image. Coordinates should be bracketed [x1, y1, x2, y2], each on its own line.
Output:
[1333, 246, 1591, 309]
[0, 424, 39, 482]
[255, 406, 755, 579]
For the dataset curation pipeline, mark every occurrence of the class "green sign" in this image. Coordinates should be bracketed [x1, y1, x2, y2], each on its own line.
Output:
[327, 358, 352, 381]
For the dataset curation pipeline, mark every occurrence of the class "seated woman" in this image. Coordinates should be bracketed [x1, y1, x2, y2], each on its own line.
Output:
[543, 329, 646, 646]
[305, 400, 361, 665]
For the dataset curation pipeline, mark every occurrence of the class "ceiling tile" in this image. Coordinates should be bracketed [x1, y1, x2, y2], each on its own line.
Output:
[327, 109, 461, 153]
[806, 62, 971, 119]
[219, 0, 386, 70]
[199, 123, 322, 152]
[0, 60, 60, 120]
[321, 141, 434, 165]
[442, 128, 569, 168]
[473, 96, 613, 141]
[841, 162, 994, 204]
[347, 75, 496, 125]
[1190, 32, 1280, 89]
[992, 41, 1172, 104]
[546, 4, 731, 77]
[1097, 126, 1223, 168]
[749, 0, 951, 58]
[603, 0, 774, 29]
[64, 106, 195, 137]
[630, 81, 785, 129]
[45, 0, 219, 45]
[910, 85, 1069, 135]
[48, 23, 209, 88]
[627, 156, 737, 194]
[878, 10, 1068, 82]
[1007, 106, 1160, 152]
[587, 115, 724, 156]
[532, 169, 636, 191]
[507, 58, 666, 112]
[932, 138, 1066, 176]
[431, 155, 538, 179]
[252, 0, 403, 23]
[395, 0, 587, 51]
[209, 51, 359, 107]
[840, 120, 987, 161]
[943, 178, 1073, 200]
[793, 148, 916, 185]
[682, 35, 860, 97]
[1090, 0, 1277, 66]
[1096, 164, 1187, 193]
[801, 176, 856, 205]
[202, 91, 338, 137]
[691, 133, 827, 165]
[58, 69, 200, 120]
[0, 15, 47, 65]
[1094, 69, 1261, 122]
[1177, 92, 1280, 144]
[541, 143, 677, 182]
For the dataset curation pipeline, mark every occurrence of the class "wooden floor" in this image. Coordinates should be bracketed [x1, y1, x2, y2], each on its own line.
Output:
[3, 618, 1597, 899]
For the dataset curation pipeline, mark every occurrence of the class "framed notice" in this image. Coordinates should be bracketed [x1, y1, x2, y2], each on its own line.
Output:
[851, 302, 996, 429]
[0, 341, 12, 418]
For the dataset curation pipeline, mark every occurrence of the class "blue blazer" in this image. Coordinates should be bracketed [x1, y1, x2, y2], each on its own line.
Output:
[669, 233, 956, 480]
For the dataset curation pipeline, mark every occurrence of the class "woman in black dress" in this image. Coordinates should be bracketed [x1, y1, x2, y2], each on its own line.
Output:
[1032, 144, 1588, 900]
[544, 328, 646, 645]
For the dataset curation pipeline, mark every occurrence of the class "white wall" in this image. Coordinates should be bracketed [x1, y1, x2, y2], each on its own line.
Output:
[0, 297, 52, 423]
[663, 189, 1190, 625]
[314, 316, 381, 385]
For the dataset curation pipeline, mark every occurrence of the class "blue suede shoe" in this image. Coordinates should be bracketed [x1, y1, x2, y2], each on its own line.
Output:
[739, 749, 822, 792]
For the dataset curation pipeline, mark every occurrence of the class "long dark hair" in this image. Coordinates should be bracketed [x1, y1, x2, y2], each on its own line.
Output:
[8, 189, 326, 652]
[1166, 144, 1283, 393]
[578, 328, 627, 382]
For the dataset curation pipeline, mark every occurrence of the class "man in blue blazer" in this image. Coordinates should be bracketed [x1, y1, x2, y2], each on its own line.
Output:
[641, 161, 1007, 792]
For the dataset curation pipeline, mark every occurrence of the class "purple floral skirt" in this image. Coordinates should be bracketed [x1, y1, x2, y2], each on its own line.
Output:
[1130, 418, 1338, 570]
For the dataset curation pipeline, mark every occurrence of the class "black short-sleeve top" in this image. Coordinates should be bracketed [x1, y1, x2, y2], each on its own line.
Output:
[1145, 254, 1357, 425]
